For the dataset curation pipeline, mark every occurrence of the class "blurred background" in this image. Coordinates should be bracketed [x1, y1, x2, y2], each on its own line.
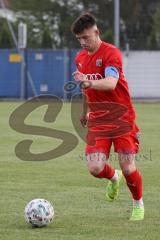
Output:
[0, 0, 160, 100]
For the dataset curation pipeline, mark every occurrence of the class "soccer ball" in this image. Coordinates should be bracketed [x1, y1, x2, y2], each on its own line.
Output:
[24, 199, 54, 227]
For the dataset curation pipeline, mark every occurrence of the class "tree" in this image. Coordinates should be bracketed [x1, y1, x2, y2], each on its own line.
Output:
[120, 0, 157, 50]
[41, 27, 53, 48]
[0, 20, 13, 48]
[153, 6, 160, 48]
[10, 0, 114, 48]
[9, 0, 160, 50]
[11, 0, 52, 11]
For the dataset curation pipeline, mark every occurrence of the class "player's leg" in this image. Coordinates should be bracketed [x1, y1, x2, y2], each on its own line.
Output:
[85, 139, 122, 201]
[86, 152, 115, 179]
[114, 130, 144, 220]
[86, 139, 114, 178]
[118, 153, 144, 220]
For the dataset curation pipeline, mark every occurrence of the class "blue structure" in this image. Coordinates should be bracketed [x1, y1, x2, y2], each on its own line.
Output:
[0, 49, 21, 98]
[0, 49, 80, 99]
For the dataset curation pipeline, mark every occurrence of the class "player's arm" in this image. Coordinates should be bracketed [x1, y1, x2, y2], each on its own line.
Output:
[80, 93, 89, 128]
[73, 66, 119, 91]
[82, 93, 88, 114]
[89, 75, 118, 91]
[72, 69, 89, 127]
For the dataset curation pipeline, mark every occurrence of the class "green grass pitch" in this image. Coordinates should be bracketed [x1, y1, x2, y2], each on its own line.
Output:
[0, 101, 160, 240]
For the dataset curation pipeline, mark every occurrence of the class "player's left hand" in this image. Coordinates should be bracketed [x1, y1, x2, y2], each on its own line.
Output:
[79, 81, 92, 89]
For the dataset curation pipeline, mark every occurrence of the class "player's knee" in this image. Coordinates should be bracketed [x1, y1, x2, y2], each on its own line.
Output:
[121, 165, 136, 176]
[119, 153, 136, 176]
[88, 165, 102, 177]
[86, 152, 106, 177]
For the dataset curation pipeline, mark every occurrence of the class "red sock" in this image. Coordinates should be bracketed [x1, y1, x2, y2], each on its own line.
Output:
[97, 164, 115, 179]
[124, 169, 142, 200]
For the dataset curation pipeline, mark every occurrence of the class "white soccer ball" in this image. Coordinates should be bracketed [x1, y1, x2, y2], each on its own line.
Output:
[24, 199, 54, 227]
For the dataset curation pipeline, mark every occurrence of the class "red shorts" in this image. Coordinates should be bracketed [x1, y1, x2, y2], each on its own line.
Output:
[85, 129, 140, 157]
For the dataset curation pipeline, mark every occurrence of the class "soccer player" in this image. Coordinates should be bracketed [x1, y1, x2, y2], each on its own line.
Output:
[71, 13, 144, 221]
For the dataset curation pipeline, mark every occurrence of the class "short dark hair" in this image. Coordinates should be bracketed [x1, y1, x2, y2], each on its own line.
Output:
[71, 13, 96, 34]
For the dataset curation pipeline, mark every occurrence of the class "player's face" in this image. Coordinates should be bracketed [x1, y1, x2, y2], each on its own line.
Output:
[76, 27, 99, 52]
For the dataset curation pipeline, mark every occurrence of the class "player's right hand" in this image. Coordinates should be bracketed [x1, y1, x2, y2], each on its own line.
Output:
[80, 114, 88, 128]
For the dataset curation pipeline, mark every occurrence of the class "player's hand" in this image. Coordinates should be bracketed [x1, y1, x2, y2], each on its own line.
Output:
[72, 70, 86, 82]
[72, 71, 92, 89]
[79, 81, 92, 89]
[80, 114, 88, 128]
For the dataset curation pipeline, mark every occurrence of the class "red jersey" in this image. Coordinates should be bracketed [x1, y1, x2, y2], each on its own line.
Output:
[75, 42, 137, 127]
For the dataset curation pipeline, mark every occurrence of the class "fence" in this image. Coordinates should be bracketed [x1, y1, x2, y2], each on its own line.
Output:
[0, 49, 160, 99]
[123, 51, 160, 98]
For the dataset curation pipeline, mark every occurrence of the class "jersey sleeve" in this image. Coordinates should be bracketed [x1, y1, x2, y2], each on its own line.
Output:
[103, 47, 123, 73]
[75, 54, 79, 70]
[75, 50, 85, 71]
